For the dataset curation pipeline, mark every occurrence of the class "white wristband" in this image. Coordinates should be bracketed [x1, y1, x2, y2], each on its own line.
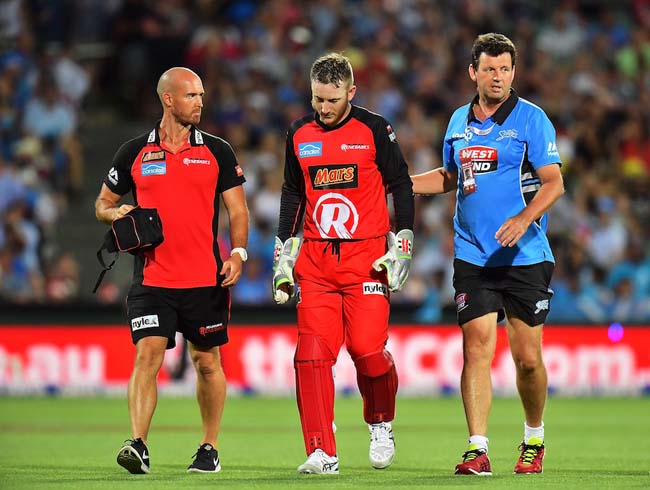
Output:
[230, 247, 248, 262]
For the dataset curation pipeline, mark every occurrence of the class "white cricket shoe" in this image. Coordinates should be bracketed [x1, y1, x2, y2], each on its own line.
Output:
[369, 421, 395, 469]
[297, 449, 339, 474]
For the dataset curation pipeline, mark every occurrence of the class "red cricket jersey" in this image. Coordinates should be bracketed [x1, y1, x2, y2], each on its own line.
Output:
[103, 123, 245, 288]
[279, 105, 413, 241]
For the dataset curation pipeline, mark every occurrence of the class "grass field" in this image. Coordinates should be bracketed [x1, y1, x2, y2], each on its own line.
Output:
[0, 395, 647, 489]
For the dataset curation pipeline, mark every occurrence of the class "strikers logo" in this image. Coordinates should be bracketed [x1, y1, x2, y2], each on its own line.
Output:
[309, 164, 358, 190]
[459, 146, 498, 173]
[312, 192, 359, 239]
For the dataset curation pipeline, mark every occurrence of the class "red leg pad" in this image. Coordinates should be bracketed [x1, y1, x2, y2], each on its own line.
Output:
[354, 350, 398, 424]
[294, 334, 337, 456]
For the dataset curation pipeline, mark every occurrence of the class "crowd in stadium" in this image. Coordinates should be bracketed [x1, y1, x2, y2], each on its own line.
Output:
[0, 0, 649, 323]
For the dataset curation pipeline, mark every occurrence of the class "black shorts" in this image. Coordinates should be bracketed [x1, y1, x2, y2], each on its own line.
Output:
[452, 259, 554, 327]
[126, 284, 230, 349]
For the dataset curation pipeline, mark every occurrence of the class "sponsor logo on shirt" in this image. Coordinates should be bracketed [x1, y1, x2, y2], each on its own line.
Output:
[340, 143, 370, 151]
[194, 130, 204, 145]
[298, 142, 322, 158]
[363, 282, 388, 296]
[309, 164, 358, 190]
[142, 150, 165, 162]
[235, 165, 244, 177]
[183, 158, 210, 165]
[199, 323, 224, 336]
[131, 315, 159, 331]
[142, 162, 166, 176]
[107, 167, 118, 185]
[459, 146, 498, 173]
[547, 141, 559, 158]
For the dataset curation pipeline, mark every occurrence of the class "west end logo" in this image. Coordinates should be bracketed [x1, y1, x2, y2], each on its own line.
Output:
[298, 142, 322, 158]
[459, 146, 499, 174]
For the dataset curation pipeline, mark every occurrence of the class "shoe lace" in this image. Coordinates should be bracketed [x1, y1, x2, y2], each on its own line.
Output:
[191, 446, 213, 462]
[517, 443, 541, 464]
[461, 449, 484, 462]
[306, 449, 331, 467]
[370, 424, 392, 444]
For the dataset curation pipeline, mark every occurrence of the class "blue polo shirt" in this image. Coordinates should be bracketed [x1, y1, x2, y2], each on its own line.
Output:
[443, 91, 561, 267]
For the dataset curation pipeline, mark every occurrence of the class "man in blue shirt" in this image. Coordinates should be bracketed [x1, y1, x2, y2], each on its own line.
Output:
[411, 33, 564, 476]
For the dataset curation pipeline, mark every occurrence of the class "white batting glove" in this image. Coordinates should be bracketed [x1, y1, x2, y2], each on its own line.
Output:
[372, 229, 414, 292]
[272, 236, 303, 304]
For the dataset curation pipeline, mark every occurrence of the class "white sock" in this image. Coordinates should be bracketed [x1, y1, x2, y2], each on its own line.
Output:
[468, 435, 489, 452]
[524, 422, 544, 444]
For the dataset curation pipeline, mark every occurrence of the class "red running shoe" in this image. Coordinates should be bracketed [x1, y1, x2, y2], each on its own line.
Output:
[454, 444, 492, 476]
[513, 437, 545, 474]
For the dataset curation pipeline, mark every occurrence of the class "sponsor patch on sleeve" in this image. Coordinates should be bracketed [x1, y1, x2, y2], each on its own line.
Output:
[386, 125, 397, 142]
[235, 165, 244, 176]
[107, 167, 118, 185]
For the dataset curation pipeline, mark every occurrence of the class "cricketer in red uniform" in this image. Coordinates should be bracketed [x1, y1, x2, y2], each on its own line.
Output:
[273, 53, 414, 474]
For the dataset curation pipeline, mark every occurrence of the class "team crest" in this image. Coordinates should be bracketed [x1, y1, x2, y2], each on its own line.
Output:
[455, 293, 469, 312]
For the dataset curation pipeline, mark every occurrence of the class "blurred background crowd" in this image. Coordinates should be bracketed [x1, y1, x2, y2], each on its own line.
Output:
[1, 0, 649, 323]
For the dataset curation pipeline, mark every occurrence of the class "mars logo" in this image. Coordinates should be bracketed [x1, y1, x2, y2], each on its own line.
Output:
[459, 146, 498, 173]
[309, 164, 358, 190]
[313, 192, 359, 239]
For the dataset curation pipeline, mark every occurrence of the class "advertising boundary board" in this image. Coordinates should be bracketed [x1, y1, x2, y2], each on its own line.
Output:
[0, 325, 648, 396]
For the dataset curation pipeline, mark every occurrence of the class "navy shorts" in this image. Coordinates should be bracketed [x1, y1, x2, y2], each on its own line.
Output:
[452, 259, 554, 327]
[126, 284, 230, 349]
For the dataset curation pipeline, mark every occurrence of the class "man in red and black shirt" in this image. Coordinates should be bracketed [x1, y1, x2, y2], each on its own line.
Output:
[95, 67, 248, 475]
[272, 53, 414, 474]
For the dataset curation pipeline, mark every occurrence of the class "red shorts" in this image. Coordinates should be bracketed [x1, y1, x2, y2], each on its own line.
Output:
[294, 236, 390, 359]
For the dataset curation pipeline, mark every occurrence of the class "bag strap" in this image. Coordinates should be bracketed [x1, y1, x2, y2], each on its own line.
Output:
[93, 237, 119, 293]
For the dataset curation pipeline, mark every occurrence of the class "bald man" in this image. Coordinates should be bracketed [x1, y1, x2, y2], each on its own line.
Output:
[95, 67, 249, 474]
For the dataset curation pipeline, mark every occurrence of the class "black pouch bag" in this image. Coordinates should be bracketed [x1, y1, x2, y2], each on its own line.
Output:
[93, 207, 164, 293]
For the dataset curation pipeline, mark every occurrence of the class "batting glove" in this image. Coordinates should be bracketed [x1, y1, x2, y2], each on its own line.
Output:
[372, 229, 414, 292]
[272, 236, 303, 304]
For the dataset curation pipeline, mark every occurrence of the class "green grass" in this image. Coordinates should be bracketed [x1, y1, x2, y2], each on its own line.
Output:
[0, 395, 647, 489]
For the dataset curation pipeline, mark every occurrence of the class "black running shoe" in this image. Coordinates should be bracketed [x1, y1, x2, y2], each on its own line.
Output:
[187, 443, 221, 473]
[117, 438, 150, 474]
